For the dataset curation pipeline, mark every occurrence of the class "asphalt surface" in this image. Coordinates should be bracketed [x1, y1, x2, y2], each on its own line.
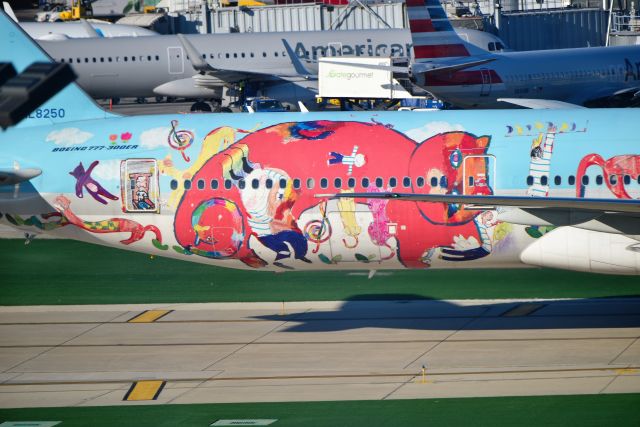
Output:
[1, 298, 638, 408]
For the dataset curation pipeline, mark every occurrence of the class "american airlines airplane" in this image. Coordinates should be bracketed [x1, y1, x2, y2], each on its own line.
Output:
[35, 26, 506, 107]
[1, 11, 639, 275]
[394, 0, 640, 107]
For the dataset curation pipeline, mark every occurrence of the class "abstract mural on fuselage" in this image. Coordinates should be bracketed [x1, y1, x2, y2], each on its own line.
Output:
[171, 120, 500, 269]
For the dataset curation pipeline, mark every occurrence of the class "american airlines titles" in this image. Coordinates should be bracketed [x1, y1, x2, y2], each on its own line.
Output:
[293, 39, 413, 60]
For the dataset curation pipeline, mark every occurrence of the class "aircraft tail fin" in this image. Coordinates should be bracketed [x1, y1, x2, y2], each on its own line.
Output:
[0, 10, 113, 128]
[407, 0, 488, 62]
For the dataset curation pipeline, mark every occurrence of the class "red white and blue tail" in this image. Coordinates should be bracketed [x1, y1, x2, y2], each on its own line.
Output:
[407, 0, 486, 62]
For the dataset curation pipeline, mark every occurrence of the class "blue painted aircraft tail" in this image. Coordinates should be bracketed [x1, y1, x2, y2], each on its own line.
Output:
[0, 11, 114, 128]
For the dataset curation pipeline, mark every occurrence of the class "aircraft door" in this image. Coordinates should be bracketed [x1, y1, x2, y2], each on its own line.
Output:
[479, 69, 492, 96]
[462, 154, 496, 197]
[167, 46, 184, 75]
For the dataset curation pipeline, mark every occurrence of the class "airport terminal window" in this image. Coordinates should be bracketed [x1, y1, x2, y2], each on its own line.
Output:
[526, 176, 534, 186]
[293, 178, 301, 189]
[279, 178, 287, 189]
[306, 178, 315, 189]
[251, 179, 259, 189]
[568, 175, 576, 185]
[224, 179, 232, 189]
[554, 175, 562, 185]
[416, 177, 425, 188]
[334, 178, 342, 188]
[375, 177, 383, 188]
[170, 179, 178, 190]
[403, 177, 411, 188]
[184, 179, 191, 190]
[348, 177, 356, 188]
[238, 179, 246, 189]
[610, 174, 618, 185]
[388, 177, 397, 188]
[361, 177, 370, 188]
[541, 176, 548, 186]
[266, 178, 273, 189]
[596, 175, 603, 185]
[211, 179, 218, 189]
[431, 176, 438, 187]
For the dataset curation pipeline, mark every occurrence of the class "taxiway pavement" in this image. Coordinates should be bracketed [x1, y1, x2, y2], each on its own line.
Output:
[1, 298, 639, 408]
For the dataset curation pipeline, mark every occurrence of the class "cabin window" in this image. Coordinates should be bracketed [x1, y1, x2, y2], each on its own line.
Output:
[233, 53, 238, 58]
[306, 178, 315, 189]
[148, 55, 152, 61]
[241, 53, 245, 58]
[416, 177, 425, 188]
[226, 53, 230, 58]
[184, 179, 191, 190]
[624, 175, 631, 185]
[568, 175, 576, 185]
[250, 52, 255, 58]
[262, 52, 267, 57]
[334, 178, 342, 188]
[279, 178, 287, 189]
[92, 57, 96, 63]
[403, 177, 411, 188]
[274, 52, 279, 57]
[211, 179, 218, 189]
[347, 177, 356, 188]
[266, 178, 273, 189]
[170, 179, 178, 190]
[320, 178, 328, 189]
[526, 176, 534, 186]
[375, 177, 383, 188]
[554, 175, 562, 185]
[610, 174, 618, 185]
[124, 56, 128, 62]
[108, 57, 113, 62]
[155, 55, 160, 61]
[468, 176, 474, 187]
[251, 178, 259, 189]
[293, 178, 301, 189]
[68, 58, 73, 63]
[224, 179, 232, 189]
[439, 176, 448, 188]
[581, 175, 589, 186]
[388, 177, 397, 188]
[540, 175, 548, 186]
[238, 179, 246, 189]
[100, 57, 104, 63]
[596, 175, 603, 185]
[361, 177, 370, 188]
[430, 176, 438, 187]
[197, 179, 205, 190]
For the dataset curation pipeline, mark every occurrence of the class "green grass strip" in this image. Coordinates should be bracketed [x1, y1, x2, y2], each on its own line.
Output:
[1, 239, 639, 305]
[1, 395, 639, 426]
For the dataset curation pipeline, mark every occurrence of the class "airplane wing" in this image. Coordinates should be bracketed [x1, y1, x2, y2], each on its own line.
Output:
[583, 86, 640, 108]
[313, 192, 640, 214]
[177, 34, 296, 85]
[498, 98, 586, 109]
[0, 168, 42, 185]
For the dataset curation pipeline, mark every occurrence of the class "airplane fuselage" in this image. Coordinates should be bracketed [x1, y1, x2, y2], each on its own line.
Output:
[423, 46, 640, 108]
[2, 109, 639, 273]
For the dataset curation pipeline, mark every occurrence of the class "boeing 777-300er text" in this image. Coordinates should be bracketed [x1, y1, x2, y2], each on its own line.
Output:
[383, 0, 640, 108]
[1, 11, 639, 275]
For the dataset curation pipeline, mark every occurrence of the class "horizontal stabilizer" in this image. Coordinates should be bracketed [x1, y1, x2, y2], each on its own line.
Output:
[498, 98, 586, 109]
[314, 192, 640, 214]
[0, 168, 41, 185]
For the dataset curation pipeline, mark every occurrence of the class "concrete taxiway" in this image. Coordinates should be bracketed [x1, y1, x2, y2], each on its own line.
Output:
[0, 298, 639, 408]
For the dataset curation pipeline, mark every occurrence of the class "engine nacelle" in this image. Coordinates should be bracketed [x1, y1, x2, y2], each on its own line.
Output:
[520, 226, 640, 275]
[153, 78, 222, 99]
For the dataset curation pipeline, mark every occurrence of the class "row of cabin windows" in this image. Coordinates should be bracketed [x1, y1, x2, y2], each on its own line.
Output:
[526, 174, 639, 187]
[505, 67, 624, 83]
[170, 175, 450, 191]
[170, 173, 640, 192]
[205, 51, 287, 59]
[60, 55, 161, 64]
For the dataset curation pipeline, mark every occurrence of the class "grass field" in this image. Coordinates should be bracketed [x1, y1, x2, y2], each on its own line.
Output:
[1, 395, 639, 426]
[1, 239, 639, 305]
